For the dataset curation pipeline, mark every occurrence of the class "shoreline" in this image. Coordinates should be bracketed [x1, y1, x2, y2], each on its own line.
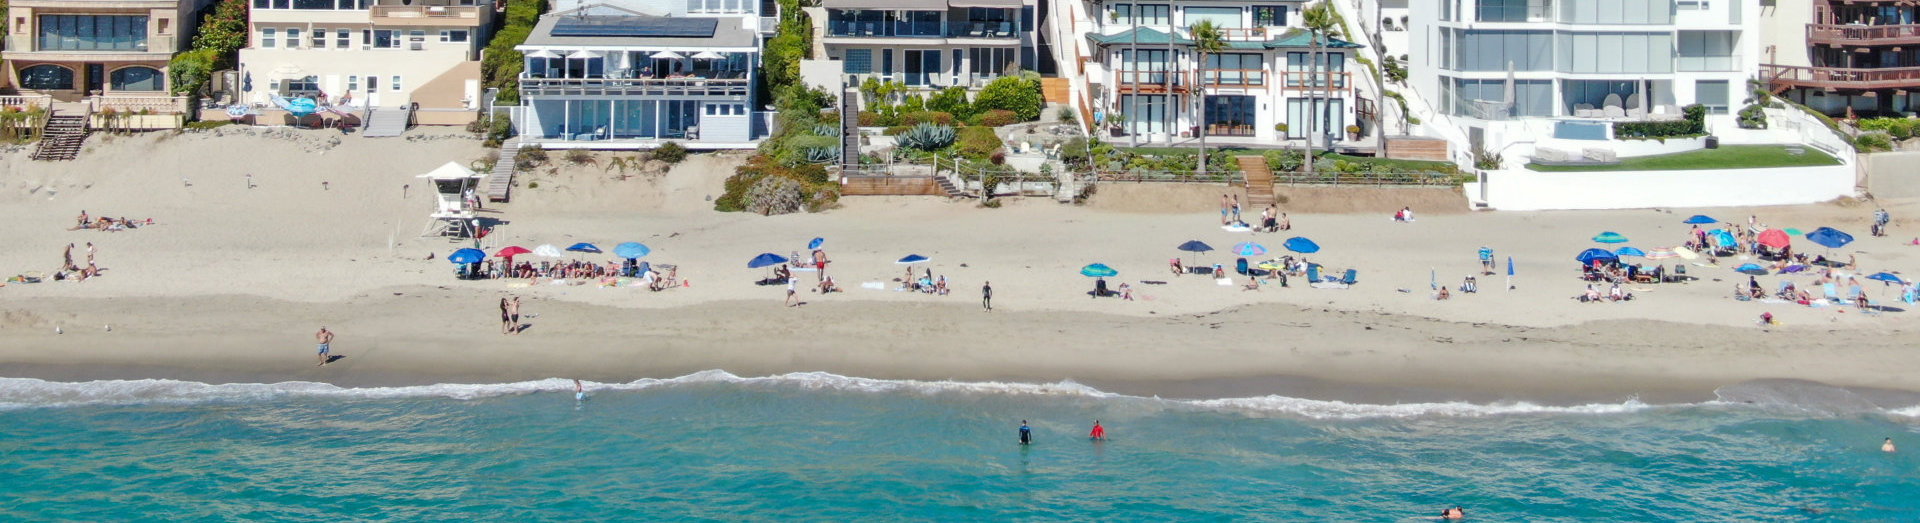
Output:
[5, 289, 1917, 405]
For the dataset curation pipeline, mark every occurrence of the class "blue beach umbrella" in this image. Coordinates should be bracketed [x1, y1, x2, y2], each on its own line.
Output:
[1614, 246, 1646, 257]
[448, 248, 485, 264]
[897, 254, 930, 264]
[1866, 272, 1905, 284]
[566, 242, 603, 254]
[1735, 263, 1769, 276]
[1575, 248, 1618, 265]
[614, 242, 651, 259]
[1176, 240, 1214, 253]
[1283, 237, 1320, 254]
[1805, 227, 1855, 249]
[1708, 230, 1738, 249]
[1081, 263, 1119, 278]
[748, 252, 787, 269]
[808, 237, 825, 250]
[1507, 256, 1515, 276]
[1233, 242, 1268, 257]
[1683, 215, 1718, 225]
[1592, 231, 1628, 244]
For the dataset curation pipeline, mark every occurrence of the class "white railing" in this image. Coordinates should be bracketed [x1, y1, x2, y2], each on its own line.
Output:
[1767, 106, 1854, 162]
[0, 94, 54, 109]
[90, 95, 191, 114]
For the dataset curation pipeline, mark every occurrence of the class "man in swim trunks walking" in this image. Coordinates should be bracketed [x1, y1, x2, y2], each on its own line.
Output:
[982, 281, 993, 310]
[315, 326, 333, 366]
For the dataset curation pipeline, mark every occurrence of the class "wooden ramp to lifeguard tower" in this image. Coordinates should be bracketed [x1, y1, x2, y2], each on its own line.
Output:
[486, 140, 520, 202]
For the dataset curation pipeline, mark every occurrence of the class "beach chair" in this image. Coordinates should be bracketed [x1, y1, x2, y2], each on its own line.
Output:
[1339, 269, 1358, 286]
[1306, 264, 1322, 284]
[1823, 282, 1840, 301]
[1670, 264, 1687, 283]
[1235, 258, 1268, 277]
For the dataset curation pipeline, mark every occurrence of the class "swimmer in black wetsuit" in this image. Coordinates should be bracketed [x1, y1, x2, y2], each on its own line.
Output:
[1019, 421, 1032, 445]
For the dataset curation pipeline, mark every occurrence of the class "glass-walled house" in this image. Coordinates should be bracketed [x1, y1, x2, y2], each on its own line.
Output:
[2, 0, 212, 101]
[819, 0, 1033, 91]
[514, 5, 770, 148]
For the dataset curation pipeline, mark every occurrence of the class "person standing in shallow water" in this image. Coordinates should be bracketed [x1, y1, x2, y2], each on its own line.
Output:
[1018, 420, 1032, 445]
[1089, 421, 1106, 441]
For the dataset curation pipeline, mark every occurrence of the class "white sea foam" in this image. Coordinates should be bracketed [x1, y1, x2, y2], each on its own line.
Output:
[0, 371, 1881, 419]
[1888, 405, 1920, 419]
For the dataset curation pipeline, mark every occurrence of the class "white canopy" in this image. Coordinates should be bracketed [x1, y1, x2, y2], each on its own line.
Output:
[416, 161, 480, 180]
[566, 49, 603, 59]
[691, 51, 725, 60]
[650, 51, 686, 60]
[525, 49, 561, 59]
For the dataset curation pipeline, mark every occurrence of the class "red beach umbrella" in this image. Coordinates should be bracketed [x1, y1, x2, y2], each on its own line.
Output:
[495, 246, 531, 258]
[1757, 229, 1791, 249]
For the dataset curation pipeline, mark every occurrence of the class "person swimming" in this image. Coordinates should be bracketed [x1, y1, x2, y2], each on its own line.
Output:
[1440, 506, 1464, 519]
[1089, 421, 1106, 441]
[1019, 421, 1032, 445]
[1885, 437, 1898, 453]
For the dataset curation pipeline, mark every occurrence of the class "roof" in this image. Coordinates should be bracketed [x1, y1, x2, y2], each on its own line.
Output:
[522, 13, 758, 49]
[1087, 26, 1360, 50]
[418, 161, 480, 180]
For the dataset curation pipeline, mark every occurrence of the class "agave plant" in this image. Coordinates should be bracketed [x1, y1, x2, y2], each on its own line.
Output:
[803, 145, 841, 164]
[897, 123, 955, 151]
[811, 124, 839, 137]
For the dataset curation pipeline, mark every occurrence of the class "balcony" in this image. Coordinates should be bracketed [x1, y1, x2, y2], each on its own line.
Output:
[371, 5, 486, 27]
[1282, 71, 1351, 91]
[1808, 23, 1920, 47]
[1, 35, 175, 61]
[1201, 69, 1264, 88]
[1763, 63, 1920, 91]
[519, 74, 751, 98]
[1114, 69, 1183, 93]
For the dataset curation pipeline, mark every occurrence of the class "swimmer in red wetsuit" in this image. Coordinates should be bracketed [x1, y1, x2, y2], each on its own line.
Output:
[1089, 421, 1106, 441]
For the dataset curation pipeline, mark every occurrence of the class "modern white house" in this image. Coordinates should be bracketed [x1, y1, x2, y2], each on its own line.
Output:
[1405, 0, 1757, 157]
[236, 0, 495, 126]
[509, 0, 775, 149]
[812, 0, 1036, 91]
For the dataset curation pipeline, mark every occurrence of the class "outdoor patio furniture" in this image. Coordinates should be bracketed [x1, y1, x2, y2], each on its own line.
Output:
[1602, 94, 1624, 118]
[1574, 104, 1597, 118]
[1583, 148, 1617, 163]
[1533, 147, 1570, 162]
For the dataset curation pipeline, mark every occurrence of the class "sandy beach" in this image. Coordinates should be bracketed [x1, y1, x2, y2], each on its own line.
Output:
[3, 127, 1918, 403]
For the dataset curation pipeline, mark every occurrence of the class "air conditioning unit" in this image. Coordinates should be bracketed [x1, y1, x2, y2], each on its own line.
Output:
[410, 42, 424, 51]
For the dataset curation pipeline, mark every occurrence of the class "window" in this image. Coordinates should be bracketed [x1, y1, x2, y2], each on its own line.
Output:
[1556, 32, 1673, 74]
[348, 75, 359, 92]
[843, 49, 872, 73]
[37, 15, 149, 51]
[392, 75, 402, 91]
[1285, 97, 1344, 140]
[1677, 0, 1706, 10]
[254, 0, 293, 8]
[1477, 0, 1553, 22]
[1120, 48, 1169, 85]
[904, 49, 941, 86]
[1446, 77, 1552, 118]
[158, 18, 170, 35]
[1204, 53, 1263, 86]
[1184, 7, 1242, 29]
[1696, 80, 1730, 114]
[440, 30, 469, 43]
[881, 49, 893, 76]
[706, 104, 747, 116]
[262, 28, 276, 48]
[1677, 31, 1736, 71]
[1447, 29, 1552, 72]
[1203, 95, 1257, 136]
[287, 28, 301, 48]
[371, 29, 400, 49]
[312, 28, 326, 48]
[1118, 94, 1168, 134]
[285, 75, 320, 93]
[971, 47, 1017, 77]
[1113, 3, 1170, 25]
[1252, 6, 1288, 26]
[20, 64, 74, 90]
[1561, 80, 1641, 116]
[109, 66, 165, 91]
[1286, 52, 1346, 88]
[336, 29, 350, 49]
[1558, 0, 1670, 24]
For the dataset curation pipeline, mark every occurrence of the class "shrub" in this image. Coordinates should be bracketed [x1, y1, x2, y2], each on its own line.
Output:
[191, 0, 249, 69]
[482, 0, 547, 104]
[1471, 146, 1504, 170]
[652, 141, 688, 164]
[898, 123, 956, 151]
[1056, 106, 1077, 124]
[515, 146, 548, 169]
[975, 109, 1021, 127]
[883, 125, 911, 136]
[744, 176, 806, 216]
[957, 126, 1002, 159]
[1737, 104, 1769, 130]
[927, 87, 974, 119]
[1263, 149, 1304, 172]
[901, 111, 955, 126]
[184, 120, 232, 131]
[168, 48, 218, 97]
[974, 75, 1044, 121]
[1896, 120, 1917, 140]
[564, 148, 595, 166]
[989, 150, 1006, 165]
[857, 111, 885, 127]
[1059, 137, 1090, 165]
[1856, 132, 1894, 152]
[1613, 104, 1706, 140]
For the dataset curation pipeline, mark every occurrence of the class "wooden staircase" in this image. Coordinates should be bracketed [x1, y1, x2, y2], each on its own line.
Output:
[31, 112, 90, 161]
[841, 87, 860, 168]
[487, 140, 520, 202]
[935, 175, 973, 199]
[1237, 155, 1275, 207]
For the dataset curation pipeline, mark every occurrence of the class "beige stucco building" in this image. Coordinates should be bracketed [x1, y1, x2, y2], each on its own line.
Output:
[2, 0, 214, 99]
[237, 0, 493, 125]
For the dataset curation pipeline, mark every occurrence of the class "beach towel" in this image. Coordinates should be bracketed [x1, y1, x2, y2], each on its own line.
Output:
[861, 281, 885, 290]
[1222, 224, 1251, 233]
[1216, 278, 1234, 286]
[1311, 282, 1350, 289]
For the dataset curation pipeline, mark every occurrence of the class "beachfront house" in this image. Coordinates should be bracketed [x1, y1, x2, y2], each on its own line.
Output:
[508, 0, 775, 149]
[814, 0, 1037, 92]
[1405, 0, 1756, 158]
[1761, 0, 1920, 116]
[236, 0, 495, 127]
[1, 0, 212, 128]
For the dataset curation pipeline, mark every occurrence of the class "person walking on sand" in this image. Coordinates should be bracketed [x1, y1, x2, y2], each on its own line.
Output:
[315, 326, 334, 366]
[508, 297, 522, 334]
[62, 243, 74, 270]
[982, 281, 993, 310]
[1230, 195, 1242, 224]
[500, 298, 512, 334]
[785, 276, 799, 307]
[1220, 194, 1231, 225]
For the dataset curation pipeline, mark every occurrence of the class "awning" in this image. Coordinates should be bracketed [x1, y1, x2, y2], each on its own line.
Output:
[823, 0, 945, 10]
[947, 0, 1021, 7]
[566, 50, 603, 59]
[525, 49, 561, 59]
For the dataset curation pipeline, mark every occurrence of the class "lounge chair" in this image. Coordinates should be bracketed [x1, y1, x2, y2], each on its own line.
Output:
[1339, 269, 1357, 286]
[1235, 257, 1268, 277]
[1625, 93, 1645, 119]
[1573, 103, 1597, 118]
[1583, 148, 1617, 163]
[1306, 264, 1322, 284]
[1533, 147, 1569, 162]
[1671, 264, 1688, 282]
[1602, 94, 1624, 117]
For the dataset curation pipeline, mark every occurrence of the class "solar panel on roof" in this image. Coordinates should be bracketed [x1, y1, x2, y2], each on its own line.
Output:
[551, 16, 718, 38]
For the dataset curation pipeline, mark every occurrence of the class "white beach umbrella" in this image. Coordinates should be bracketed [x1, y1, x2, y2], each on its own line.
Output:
[533, 244, 566, 258]
[650, 50, 686, 60]
[525, 49, 561, 59]
[691, 51, 725, 60]
[566, 50, 603, 59]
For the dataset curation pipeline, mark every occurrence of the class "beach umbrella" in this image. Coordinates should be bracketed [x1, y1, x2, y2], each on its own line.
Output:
[747, 252, 786, 269]
[1683, 215, 1718, 225]
[1256, 261, 1286, 271]
[1805, 227, 1855, 249]
[897, 254, 930, 264]
[1866, 272, 1905, 284]
[1708, 230, 1738, 249]
[1081, 263, 1119, 278]
[1233, 242, 1268, 257]
[448, 248, 486, 264]
[1734, 263, 1769, 275]
[808, 237, 825, 250]
[1283, 237, 1321, 254]
[495, 246, 531, 258]
[1784, 228, 1805, 236]
[1506, 256, 1515, 293]
[1757, 229, 1791, 249]
[1592, 231, 1628, 244]
[566, 242, 602, 254]
[1645, 247, 1678, 260]
[1614, 246, 1646, 257]
[650, 50, 686, 60]
[691, 50, 726, 60]
[533, 244, 565, 258]
[1575, 248, 1618, 265]
[614, 242, 651, 259]
[1176, 240, 1214, 253]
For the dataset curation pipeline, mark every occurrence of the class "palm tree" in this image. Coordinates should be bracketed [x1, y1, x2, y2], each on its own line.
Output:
[1300, 1, 1342, 175]
[1188, 19, 1224, 180]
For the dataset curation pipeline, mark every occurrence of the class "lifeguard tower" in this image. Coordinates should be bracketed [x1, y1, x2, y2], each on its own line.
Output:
[418, 161, 483, 239]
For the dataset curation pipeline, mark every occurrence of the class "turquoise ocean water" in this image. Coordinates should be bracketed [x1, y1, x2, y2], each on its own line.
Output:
[2, 371, 1917, 521]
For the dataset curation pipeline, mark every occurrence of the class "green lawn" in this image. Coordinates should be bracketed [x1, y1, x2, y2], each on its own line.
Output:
[1525, 145, 1839, 172]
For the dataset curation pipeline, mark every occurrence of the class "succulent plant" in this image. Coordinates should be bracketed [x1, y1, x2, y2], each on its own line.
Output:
[897, 123, 955, 151]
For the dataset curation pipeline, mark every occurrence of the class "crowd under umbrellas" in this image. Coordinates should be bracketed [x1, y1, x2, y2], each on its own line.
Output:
[447, 240, 680, 290]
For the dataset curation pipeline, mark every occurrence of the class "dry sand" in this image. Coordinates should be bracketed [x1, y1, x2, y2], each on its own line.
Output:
[3, 127, 1918, 403]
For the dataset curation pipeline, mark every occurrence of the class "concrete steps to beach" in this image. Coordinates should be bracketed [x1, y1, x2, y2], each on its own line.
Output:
[1237, 155, 1275, 207]
[31, 113, 90, 161]
[487, 140, 520, 202]
[360, 106, 411, 137]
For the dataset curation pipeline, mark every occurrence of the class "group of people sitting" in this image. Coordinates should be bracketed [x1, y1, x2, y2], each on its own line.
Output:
[71, 210, 148, 232]
[1091, 277, 1133, 300]
[1741, 272, 1885, 311]
[1581, 261, 1676, 284]
[461, 258, 680, 290]
[901, 267, 949, 295]
[1577, 283, 1634, 303]
[1392, 206, 1415, 222]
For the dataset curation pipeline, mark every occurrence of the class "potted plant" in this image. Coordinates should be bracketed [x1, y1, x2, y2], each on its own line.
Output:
[1106, 112, 1126, 137]
[1346, 124, 1362, 141]
[1274, 123, 1288, 136]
